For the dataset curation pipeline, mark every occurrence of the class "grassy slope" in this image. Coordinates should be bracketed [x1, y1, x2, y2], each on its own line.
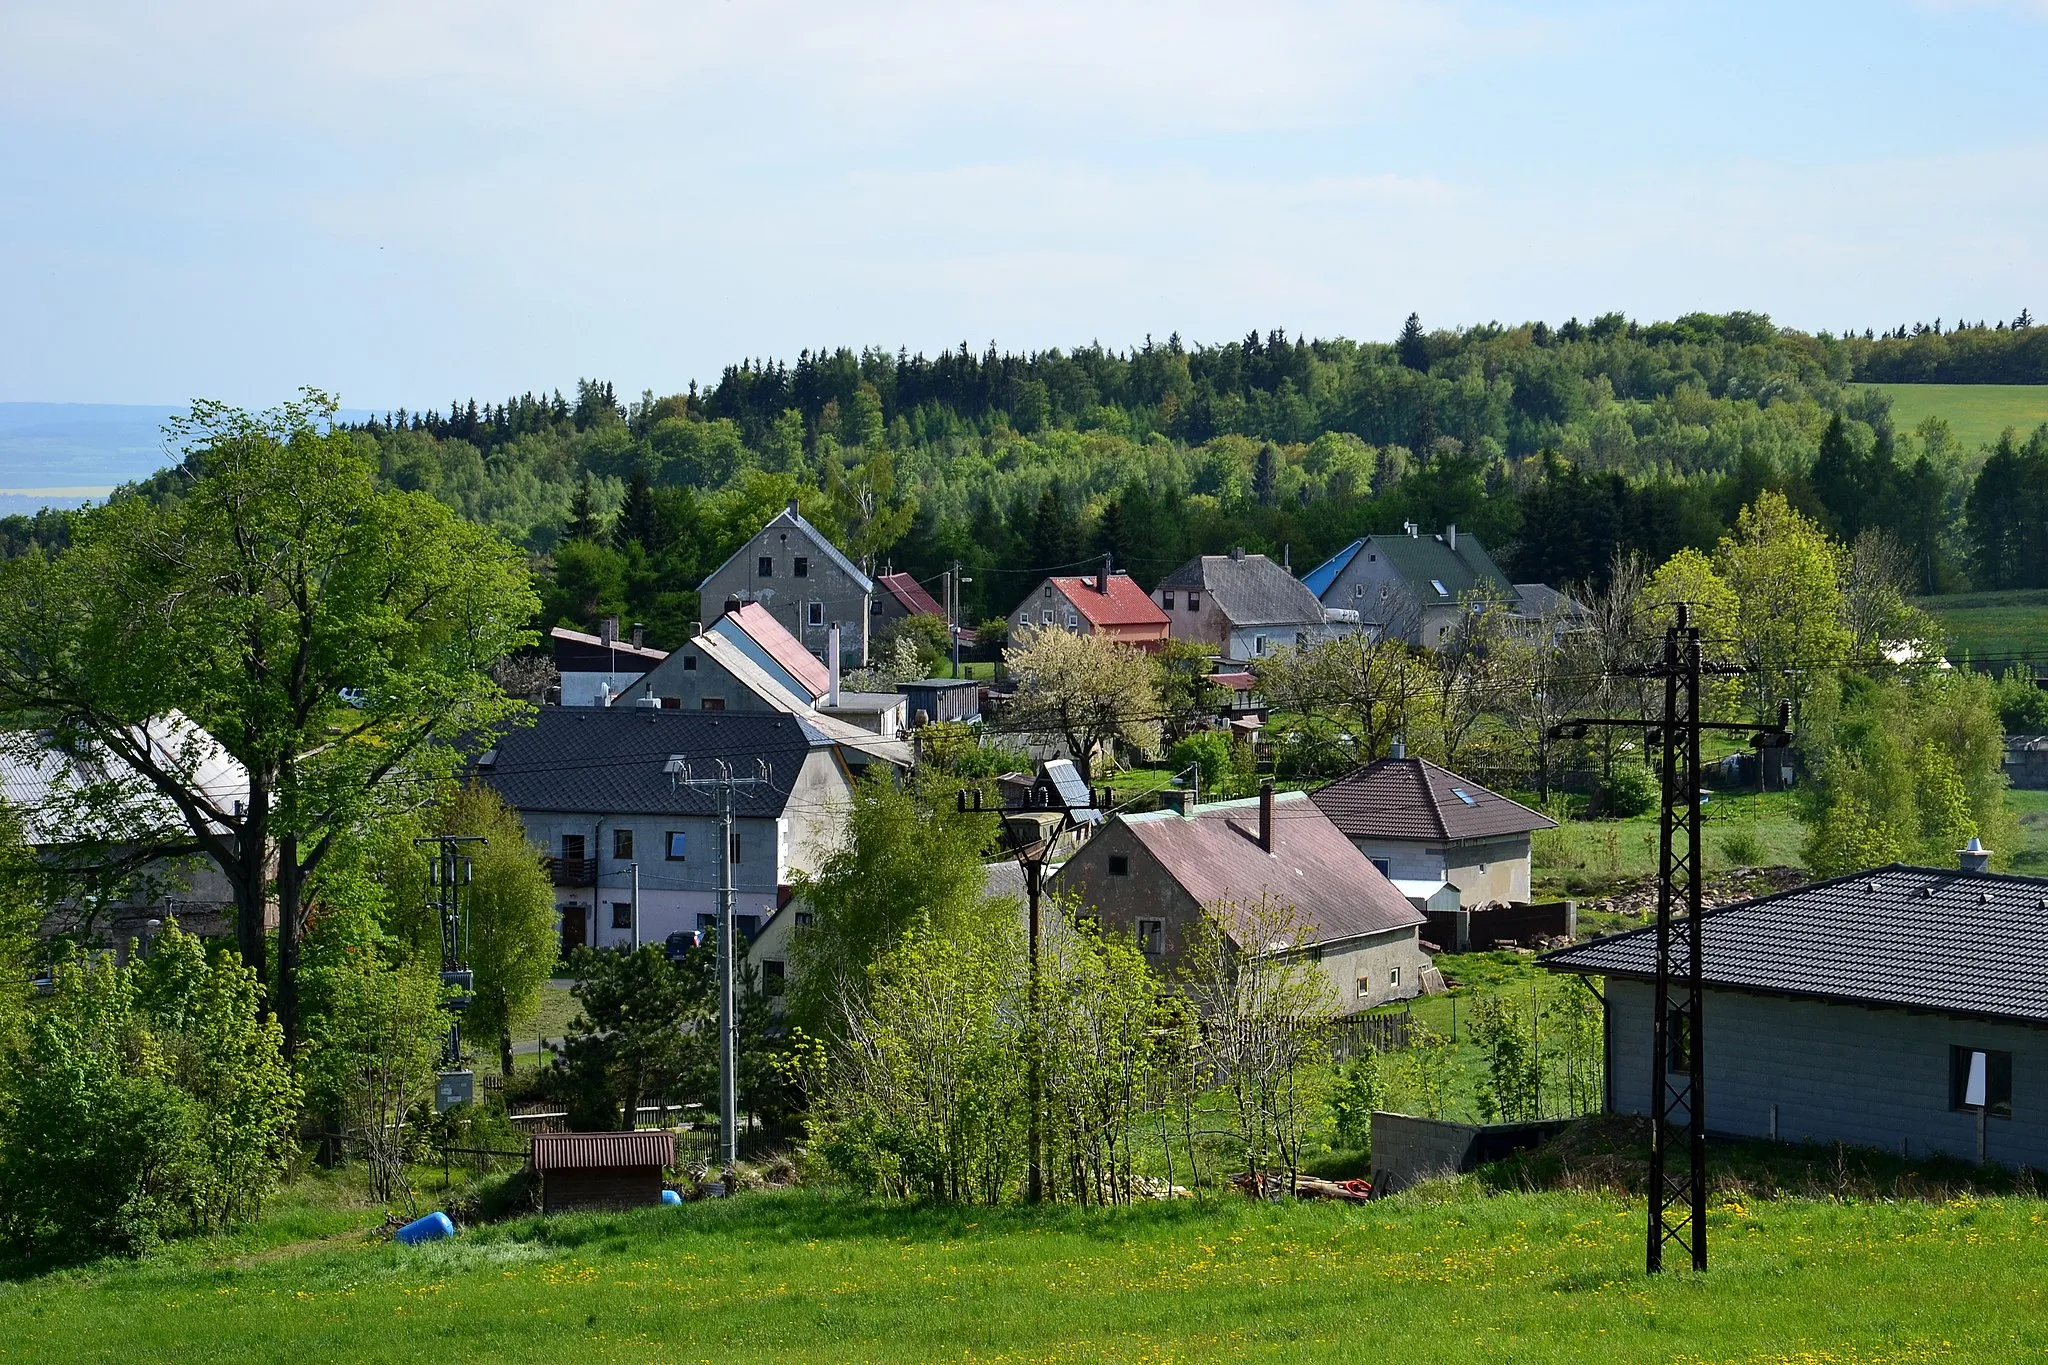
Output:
[1916, 589, 2048, 661]
[1870, 382, 2048, 453]
[7, 1183, 2048, 1363]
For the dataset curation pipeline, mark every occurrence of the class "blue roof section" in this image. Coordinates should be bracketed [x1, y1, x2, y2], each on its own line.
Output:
[1301, 539, 1365, 599]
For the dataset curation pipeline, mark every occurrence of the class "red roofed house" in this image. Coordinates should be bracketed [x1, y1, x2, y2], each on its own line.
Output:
[873, 570, 944, 627]
[1051, 785, 1432, 1011]
[1008, 560, 1169, 651]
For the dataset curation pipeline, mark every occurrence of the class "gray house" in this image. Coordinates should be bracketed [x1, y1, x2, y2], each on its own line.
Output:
[1309, 755, 1555, 906]
[1152, 548, 1336, 661]
[1052, 786, 1430, 1012]
[698, 500, 872, 668]
[1542, 859, 2048, 1170]
[478, 707, 854, 957]
[1301, 524, 1571, 648]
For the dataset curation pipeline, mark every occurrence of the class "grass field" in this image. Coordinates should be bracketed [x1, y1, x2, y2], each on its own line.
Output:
[1870, 382, 2048, 452]
[1528, 789, 1808, 899]
[4, 1176, 2045, 1362]
[1915, 588, 2048, 662]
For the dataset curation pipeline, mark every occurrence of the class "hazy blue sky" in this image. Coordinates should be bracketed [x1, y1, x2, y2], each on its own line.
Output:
[3, 0, 2043, 409]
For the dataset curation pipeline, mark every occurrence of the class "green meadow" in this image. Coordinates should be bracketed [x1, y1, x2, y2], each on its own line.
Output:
[1915, 589, 2048, 662]
[1869, 382, 2048, 453]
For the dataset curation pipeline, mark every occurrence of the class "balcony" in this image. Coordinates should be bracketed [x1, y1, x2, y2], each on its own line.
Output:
[548, 857, 597, 887]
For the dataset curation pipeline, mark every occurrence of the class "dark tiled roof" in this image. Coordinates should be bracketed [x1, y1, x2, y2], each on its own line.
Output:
[1362, 530, 1513, 601]
[531, 1130, 675, 1172]
[480, 708, 827, 819]
[550, 626, 668, 670]
[1310, 757, 1555, 842]
[1542, 865, 2048, 1023]
[1156, 553, 1325, 628]
[1119, 792, 1423, 946]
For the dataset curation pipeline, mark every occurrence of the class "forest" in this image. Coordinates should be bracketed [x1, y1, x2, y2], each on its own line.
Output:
[9, 311, 2048, 650]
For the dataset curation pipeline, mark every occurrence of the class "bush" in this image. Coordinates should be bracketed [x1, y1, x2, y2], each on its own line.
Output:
[1718, 827, 1765, 867]
[1994, 666, 2048, 734]
[1600, 762, 1658, 818]
[1168, 731, 1253, 800]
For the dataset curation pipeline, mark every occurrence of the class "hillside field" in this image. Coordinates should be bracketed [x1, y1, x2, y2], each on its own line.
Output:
[2, 1177, 2046, 1363]
[1915, 588, 2048, 662]
[1869, 382, 2048, 453]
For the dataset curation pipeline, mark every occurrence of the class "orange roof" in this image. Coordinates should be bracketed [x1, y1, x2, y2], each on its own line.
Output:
[878, 572, 945, 618]
[1048, 574, 1169, 630]
[722, 602, 830, 698]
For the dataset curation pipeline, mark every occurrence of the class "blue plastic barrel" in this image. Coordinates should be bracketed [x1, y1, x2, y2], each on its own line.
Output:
[396, 1211, 455, 1245]
[661, 1189, 682, 1206]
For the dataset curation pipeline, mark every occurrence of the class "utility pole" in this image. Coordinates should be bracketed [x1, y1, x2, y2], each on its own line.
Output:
[630, 861, 640, 951]
[417, 833, 486, 1112]
[1550, 603, 1789, 1273]
[949, 560, 969, 678]
[672, 757, 770, 1168]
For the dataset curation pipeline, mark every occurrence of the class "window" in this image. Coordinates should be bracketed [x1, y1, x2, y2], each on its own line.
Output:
[1043, 584, 1053, 599]
[758, 555, 774, 577]
[1136, 918, 1164, 955]
[1108, 854, 1130, 877]
[1163, 591, 1175, 610]
[1357, 978, 1371, 1000]
[701, 696, 726, 711]
[794, 556, 809, 578]
[1429, 578, 1449, 597]
[1380, 584, 1390, 601]
[697, 911, 717, 930]
[1451, 788, 1477, 806]
[1254, 635, 1269, 656]
[1370, 857, 1391, 876]
[1065, 611, 1078, 630]
[1187, 592, 1200, 611]
[735, 913, 761, 941]
[683, 654, 697, 671]
[730, 830, 742, 862]
[808, 601, 825, 627]
[1353, 583, 1364, 597]
[1666, 1007, 1695, 1071]
[1389, 966, 1401, 986]
[561, 834, 585, 862]
[612, 829, 633, 860]
[1042, 609, 1054, 624]
[763, 959, 786, 995]
[666, 831, 687, 861]
[1367, 553, 1376, 562]
[794, 910, 815, 930]
[611, 901, 633, 929]
[1951, 1046, 2013, 1117]
[660, 696, 680, 709]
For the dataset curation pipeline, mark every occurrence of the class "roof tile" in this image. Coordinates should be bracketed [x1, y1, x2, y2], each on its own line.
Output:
[1310, 757, 1555, 842]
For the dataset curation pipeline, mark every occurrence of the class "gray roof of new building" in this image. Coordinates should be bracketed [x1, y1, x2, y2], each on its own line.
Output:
[478, 707, 830, 819]
[1325, 529, 1513, 604]
[1156, 552, 1325, 628]
[1310, 757, 1555, 843]
[1542, 865, 2048, 1025]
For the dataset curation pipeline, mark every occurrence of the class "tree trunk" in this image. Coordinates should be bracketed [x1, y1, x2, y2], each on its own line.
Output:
[277, 833, 303, 1060]
[234, 772, 272, 1001]
[500, 1030, 514, 1077]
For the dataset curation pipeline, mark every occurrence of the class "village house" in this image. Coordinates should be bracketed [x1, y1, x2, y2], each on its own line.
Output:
[1300, 523, 1576, 648]
[1051, 785, 1431, 1012]
[1008, 560, 1169, 650]
[698, 500, 873, 668]
[1152, 548, 1338, 661]
[550, 618, 667, 707]
[477, 706, 854, 957]
[1308, 752, 1555, 907]
[1542, 850, 2048, 1170]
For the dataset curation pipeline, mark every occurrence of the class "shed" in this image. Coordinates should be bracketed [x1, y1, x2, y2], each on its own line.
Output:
[530, 1130, 676, 1213]
[899, 678, 982, 725]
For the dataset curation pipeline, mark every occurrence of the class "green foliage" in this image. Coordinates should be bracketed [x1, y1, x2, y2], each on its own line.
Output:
[0, 924, 297, 1268]
[885, 613, 953, 678]
[439, 786, 558, 1073]
[1994, 665, 2048, 734]
[557, 944, 712, 1131]
[1329, 1049, 1379, 1152]
[1166, 731, 1239, 800]
[1398, 1022, 1457, 1120]
[915, 721, 1033, 781]
[1467, 995, 1540, 1122]
[1600, 762, 1658, 819]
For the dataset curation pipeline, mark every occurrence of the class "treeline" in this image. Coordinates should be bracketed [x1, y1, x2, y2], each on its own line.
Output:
[1844, 312, 2046, 385]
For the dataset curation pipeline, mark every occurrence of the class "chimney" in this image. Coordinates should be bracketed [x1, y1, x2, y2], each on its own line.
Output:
[1160, 786, 1192, 817]
[630, 622, 645, 649]
[827, 624, 842, 706]
[1230, 545, 1245, 561]
[1390, 734, 1406, 759]
[1404, 521, 1418, 538]
[786, 498, 800, 517]
[600, 615, 619, 647]
[1283, 544, 1292, 574]
[634, 695, 660, 709]
[1099, 553, 1113, 595]
[691, 620, 703, 638]
[1258, 780, 1275, 852]
[723, 596, 743, 618]
[1960, 837, 1992, 874]
[1447, 523, 1457, 552]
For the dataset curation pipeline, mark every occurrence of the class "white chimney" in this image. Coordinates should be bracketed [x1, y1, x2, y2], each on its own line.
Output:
[1447, 524, 1457, 551]
[827, 624, 842, 706]
[1960, 837, 1992, 874]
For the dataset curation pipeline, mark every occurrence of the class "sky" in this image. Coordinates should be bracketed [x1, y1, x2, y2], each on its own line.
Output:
[2, 0, 2044, 409]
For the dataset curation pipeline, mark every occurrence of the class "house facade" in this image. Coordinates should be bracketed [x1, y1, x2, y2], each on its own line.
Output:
[478, 707, 854, 957]
[1301, 524, 1575, 649]
[1543, 862, 2048, 1170]
[1051, 787, 1430, 1012]
[698, 500, 872, 668]
[1008, 566, 1169, 650]
[1152, 549, 1333, 661]
[1309, 755, 1554, 906]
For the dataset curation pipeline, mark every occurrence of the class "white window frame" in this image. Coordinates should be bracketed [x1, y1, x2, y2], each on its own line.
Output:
[807, 600, 825, 627]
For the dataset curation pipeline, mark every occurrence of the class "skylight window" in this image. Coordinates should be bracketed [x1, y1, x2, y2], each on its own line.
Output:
[1430, 579, 1449, 597]
[1452, 788, 1477, 806]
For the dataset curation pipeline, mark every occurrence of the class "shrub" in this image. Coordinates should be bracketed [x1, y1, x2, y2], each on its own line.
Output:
[1600, 762, 1659, 818]
[1718, 827, 1766, 867]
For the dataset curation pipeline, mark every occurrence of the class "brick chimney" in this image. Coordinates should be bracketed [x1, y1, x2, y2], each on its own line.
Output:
[1259, 780, 1274, 852]
[630, 622, 645, 649]
[1960, 837, 1992, 874]
[1099, 553, 1112, 595]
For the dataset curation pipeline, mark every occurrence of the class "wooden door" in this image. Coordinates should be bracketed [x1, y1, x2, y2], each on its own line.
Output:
[560, 904, 587, 957]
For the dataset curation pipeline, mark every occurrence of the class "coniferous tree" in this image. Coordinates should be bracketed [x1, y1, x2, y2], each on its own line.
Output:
[1397, 312, 1429, 372]
[566, 474, 604, 542]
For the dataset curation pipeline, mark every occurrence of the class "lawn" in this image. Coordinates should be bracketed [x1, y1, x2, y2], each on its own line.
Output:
[1915, 589, 2048, 663]
[1869, 381, 2048, 453]
[1528, 789, 1809, 899]
[5, 1178, 2046, 1362]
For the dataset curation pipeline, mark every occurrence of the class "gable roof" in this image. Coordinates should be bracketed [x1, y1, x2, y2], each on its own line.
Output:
[1542, 865, 2048, 1025]
[690, 633, 912, 768]
[714, 602, 830, 700]
[1041, 573, 1170, 629]
[1360, 530, 1512, 602]
[1, 717, 246, 845]
[479, 707, 830, 819]
[877, 571, 944, 618]
[1156, 553, 1325, 628]
[1300, 540, 1366, 598]
[1115, 792, 1423, 945]
[1310, 757, 1555, 842]
[701, 503, 875, 595]
[550, 626, 668, 670]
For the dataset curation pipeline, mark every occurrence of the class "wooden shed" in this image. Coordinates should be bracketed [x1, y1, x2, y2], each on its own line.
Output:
[530, 1131, 675, 1213]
